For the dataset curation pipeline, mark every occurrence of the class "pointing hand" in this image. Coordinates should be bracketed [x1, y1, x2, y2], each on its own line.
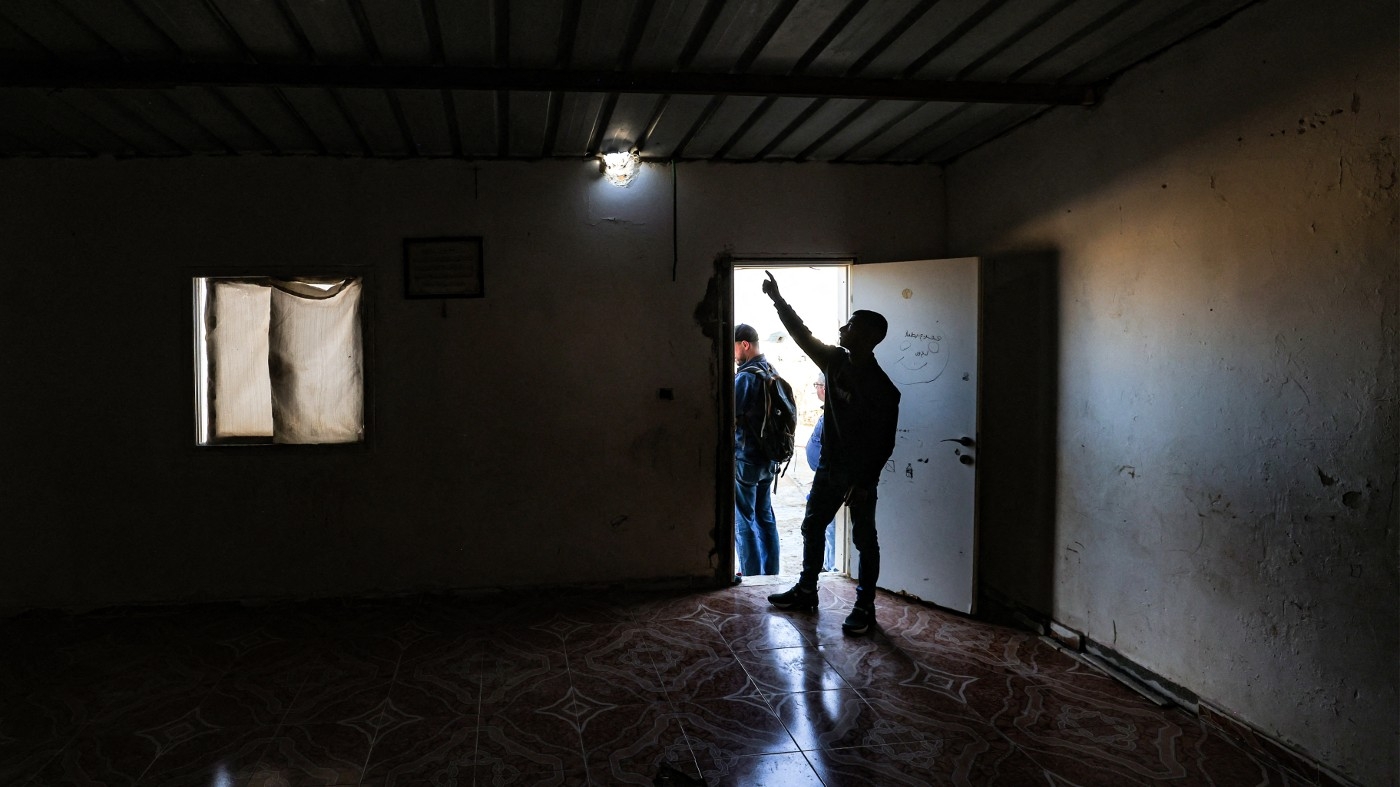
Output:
[762, 270, 782, 300]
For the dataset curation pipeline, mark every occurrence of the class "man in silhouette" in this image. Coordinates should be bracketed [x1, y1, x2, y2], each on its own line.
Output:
[760, 273, 900, 635]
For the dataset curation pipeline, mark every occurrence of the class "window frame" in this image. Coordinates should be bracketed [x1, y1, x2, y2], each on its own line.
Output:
[189, 269, 375, 450]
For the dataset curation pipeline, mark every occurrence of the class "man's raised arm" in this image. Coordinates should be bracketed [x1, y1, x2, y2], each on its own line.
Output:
[762, 271, 838, 366]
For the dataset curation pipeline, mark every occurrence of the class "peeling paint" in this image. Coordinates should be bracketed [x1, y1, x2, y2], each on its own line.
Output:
[1371, 143, 1397, 190]
[691, 265, 724, 340]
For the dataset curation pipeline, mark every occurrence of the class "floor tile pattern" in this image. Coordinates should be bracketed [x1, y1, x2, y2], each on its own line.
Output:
[1, 579, 1318, 785]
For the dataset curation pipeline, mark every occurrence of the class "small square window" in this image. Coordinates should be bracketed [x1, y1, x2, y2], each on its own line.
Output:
[194, 276, 364, 445]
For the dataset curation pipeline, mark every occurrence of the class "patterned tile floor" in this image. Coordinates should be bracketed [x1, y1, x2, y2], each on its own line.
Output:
[1, 577, 1314, 786]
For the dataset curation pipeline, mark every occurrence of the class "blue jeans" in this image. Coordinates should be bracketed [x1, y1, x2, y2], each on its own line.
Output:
[734, 459, 780, 576]
[806, 491, 837, 571]
[798, 466, 879, 607]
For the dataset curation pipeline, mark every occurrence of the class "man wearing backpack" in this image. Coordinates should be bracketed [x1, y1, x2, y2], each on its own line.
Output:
[733, 323, 782, 578]
[760, 273, 901, 636]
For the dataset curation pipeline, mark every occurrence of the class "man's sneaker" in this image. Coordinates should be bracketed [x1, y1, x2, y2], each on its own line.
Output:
[767, 586, 818, 610]
[842, 605, 875, 635]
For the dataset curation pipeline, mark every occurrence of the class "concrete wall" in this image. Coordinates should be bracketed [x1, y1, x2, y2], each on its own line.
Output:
[947, 0, 1398, 783]
[0, 158, 942, 611]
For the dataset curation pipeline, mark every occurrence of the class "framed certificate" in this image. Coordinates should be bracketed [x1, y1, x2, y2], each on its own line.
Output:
[404, 236, 484, 298]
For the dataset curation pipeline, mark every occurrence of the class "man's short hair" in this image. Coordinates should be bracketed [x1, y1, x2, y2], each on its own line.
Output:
[734, 323, 759, 343]
[852, 310, 889, 345]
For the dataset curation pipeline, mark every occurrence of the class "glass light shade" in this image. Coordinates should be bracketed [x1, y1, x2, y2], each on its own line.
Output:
[601, 150, 640, 187]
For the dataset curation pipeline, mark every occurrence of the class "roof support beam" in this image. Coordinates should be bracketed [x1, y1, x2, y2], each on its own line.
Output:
[2, 64, 1100, 106]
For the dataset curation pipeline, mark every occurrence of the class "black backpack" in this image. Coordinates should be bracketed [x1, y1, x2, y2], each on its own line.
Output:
[740, 366, 798, 468]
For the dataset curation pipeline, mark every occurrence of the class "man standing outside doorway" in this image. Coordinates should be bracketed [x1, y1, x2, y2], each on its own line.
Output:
[761, 273, 900, 635]
[733, 323, 781, 578]
[806, 373, 837, 572]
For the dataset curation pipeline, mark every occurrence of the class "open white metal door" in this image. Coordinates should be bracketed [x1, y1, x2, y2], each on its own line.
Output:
[851, 258, 979, 614]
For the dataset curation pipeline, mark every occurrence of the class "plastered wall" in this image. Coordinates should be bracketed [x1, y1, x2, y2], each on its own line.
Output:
[0, 159, 942, 612]
[946, 0, 1398, 783]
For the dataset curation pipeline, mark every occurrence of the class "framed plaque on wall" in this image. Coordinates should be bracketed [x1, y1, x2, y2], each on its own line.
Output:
[404, 236, 484, 298]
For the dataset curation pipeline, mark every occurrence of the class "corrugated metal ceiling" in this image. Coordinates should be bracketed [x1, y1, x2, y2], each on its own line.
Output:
[0, 0, 1256, 163]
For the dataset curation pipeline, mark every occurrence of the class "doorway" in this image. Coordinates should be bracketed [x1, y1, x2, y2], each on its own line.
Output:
[732, 263, 850, 581]
[729, 257, 985, 614]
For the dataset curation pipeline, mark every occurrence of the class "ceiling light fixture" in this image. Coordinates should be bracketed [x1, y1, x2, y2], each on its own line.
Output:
[601, 150, 641, 187]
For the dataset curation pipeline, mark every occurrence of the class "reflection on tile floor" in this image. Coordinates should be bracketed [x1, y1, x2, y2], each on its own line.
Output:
[1, 578, 1317, 786]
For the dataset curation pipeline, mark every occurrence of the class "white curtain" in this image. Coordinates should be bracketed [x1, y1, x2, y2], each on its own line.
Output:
[269, 279, 363, 444]
[208, 281, 274, 438]
[205, 278, 363, 444]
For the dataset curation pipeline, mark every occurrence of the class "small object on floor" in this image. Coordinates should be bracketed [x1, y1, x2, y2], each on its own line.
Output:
[842, 604, 875, 635]
[654, 762, 708, 786]
[767, 585, 818, 610]
[733, 572, 743, 585]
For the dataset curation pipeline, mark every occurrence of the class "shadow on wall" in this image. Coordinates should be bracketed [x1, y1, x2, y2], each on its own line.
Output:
[978, 251, 1060, 615]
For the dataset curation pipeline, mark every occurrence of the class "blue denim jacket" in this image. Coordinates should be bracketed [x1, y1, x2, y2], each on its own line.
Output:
[734, 354, 778, 467]
[805, 417, 824, 471]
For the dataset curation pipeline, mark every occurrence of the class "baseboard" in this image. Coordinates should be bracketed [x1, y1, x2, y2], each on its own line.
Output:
[1197, 703, 1360, 787]
[1079, 638, 1198, 712]
[978, 587, 1361, 787]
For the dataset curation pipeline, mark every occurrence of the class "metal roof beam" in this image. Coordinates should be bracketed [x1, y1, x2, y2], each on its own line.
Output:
[1, 64, 1100, 105]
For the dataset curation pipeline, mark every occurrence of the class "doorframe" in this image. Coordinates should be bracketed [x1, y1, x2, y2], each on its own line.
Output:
[721, 254, 855, 583]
